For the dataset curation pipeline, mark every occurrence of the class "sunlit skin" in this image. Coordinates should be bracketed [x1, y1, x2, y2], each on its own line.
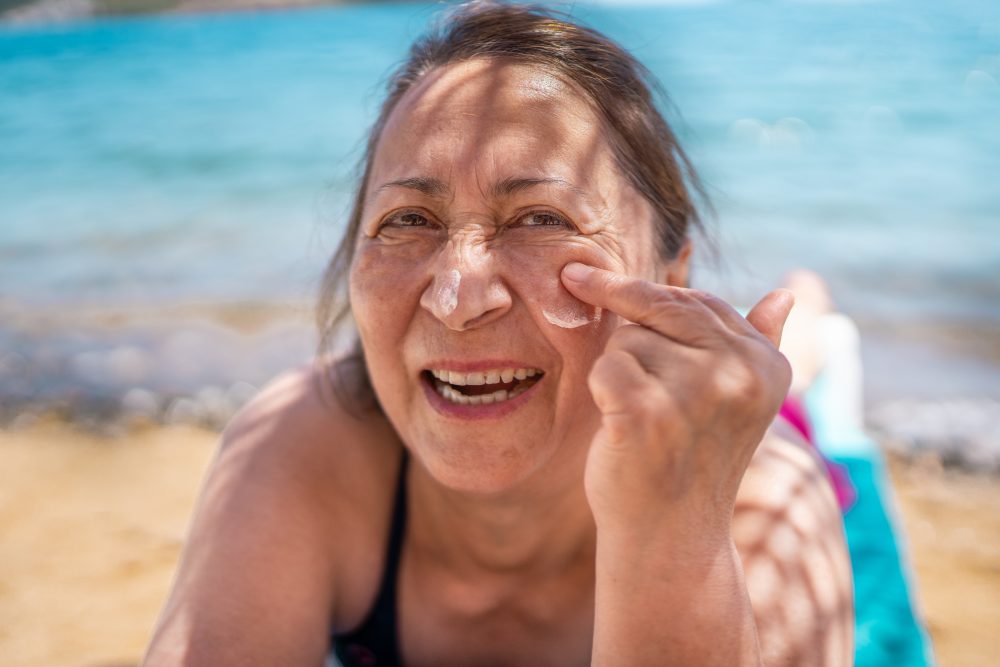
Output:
[351, 58, 666, 496]
[351, 57, 801, 664]
[143, 56, 853, 667]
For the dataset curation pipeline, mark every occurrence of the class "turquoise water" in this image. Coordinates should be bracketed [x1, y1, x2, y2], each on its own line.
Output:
[1, 0, 999, 405]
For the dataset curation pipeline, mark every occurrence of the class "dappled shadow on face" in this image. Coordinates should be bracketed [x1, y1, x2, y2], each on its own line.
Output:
[368, 56, 624, 229]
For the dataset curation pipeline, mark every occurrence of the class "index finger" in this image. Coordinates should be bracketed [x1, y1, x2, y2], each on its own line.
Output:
[561, 262, 718, 341]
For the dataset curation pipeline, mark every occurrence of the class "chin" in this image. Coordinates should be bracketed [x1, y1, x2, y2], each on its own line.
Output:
[410, 435, 554, 496]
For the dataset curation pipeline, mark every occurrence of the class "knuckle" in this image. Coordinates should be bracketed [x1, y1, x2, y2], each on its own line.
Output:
[717, 356, 751, 390]
[588, 350, 638, 389]
[633, 389, 664, 419]
[588, 352, 620, 384]
[606, 323, 649, 352]
[588, 351, 656, 408]
[602, 272, 634, 298]
[772, 348, 794, 391]
[645, 289, 678, 313]
[683, 287, 712, 303]
[618, 279, 675, 318]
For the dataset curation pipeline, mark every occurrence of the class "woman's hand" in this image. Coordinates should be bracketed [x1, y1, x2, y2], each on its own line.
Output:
[561, 262, 794, 543]
[563, 262, 795, 666]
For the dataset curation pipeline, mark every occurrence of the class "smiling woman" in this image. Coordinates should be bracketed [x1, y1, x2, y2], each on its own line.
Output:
[143, 3, 853, 666]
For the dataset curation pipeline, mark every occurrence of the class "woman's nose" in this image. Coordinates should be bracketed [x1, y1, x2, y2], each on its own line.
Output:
[419, 240, 511, 331]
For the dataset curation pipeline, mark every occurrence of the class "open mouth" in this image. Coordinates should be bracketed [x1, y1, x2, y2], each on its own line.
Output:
[423, 367, 545, 406]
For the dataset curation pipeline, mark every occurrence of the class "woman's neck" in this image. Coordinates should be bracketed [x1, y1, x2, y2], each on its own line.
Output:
[407, 447, 597, 580]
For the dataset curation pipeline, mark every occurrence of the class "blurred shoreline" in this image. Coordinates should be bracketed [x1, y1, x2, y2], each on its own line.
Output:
[0, 297, 318, 432]
[0, 0, 373, 25]
[3, 295, 998, 472]
[0, 420, 997, 667]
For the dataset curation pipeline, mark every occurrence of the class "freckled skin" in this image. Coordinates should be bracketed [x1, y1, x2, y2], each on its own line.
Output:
[349, 59, 677, 493]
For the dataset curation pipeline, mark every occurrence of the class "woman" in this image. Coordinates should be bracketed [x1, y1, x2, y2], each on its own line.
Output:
[144, 3, 853, 665]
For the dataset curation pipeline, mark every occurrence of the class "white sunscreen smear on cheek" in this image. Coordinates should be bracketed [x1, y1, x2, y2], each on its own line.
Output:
[542, 305, 602, 329]
[438, 269, 461, 316]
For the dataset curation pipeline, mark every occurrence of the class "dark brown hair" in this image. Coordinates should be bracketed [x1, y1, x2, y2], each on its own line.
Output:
[316, 1, 708, 408]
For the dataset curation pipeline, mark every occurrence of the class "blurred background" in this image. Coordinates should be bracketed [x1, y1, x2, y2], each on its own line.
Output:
[0, 0, 997, 665]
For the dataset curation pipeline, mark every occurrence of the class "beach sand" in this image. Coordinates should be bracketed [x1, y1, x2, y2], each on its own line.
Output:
[0, 422, 997, 667]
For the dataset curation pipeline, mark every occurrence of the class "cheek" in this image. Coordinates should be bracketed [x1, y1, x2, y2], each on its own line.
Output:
[349, 241, 429, 340]
[500, 239, 623, 333]
[350, 240, 431, 300]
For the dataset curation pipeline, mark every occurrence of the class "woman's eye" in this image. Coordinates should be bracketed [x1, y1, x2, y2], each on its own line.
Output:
[516, 211, 570, 228]
[383, 210, 431, 228]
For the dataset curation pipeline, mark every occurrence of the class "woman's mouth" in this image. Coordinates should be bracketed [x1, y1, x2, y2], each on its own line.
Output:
[422, 367, 544, 406]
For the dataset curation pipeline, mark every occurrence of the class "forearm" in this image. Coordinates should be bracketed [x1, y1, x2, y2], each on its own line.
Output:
[592, 527, 762, 667]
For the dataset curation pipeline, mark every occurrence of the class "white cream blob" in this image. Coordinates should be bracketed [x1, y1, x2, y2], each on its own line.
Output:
[438, 268, 461, 316]
[542, 305, 602, 329]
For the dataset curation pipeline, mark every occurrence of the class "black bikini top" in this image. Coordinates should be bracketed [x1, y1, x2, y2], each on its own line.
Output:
[331, 452, 408, 667]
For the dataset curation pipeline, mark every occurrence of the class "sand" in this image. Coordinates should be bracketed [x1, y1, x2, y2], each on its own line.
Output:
[0, 421, 216, 667]
[887, 455, 1000, 667]
[0, 422, 997, 667]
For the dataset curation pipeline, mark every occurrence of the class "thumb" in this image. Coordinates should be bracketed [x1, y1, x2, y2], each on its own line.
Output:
[746, 289, 795, 347]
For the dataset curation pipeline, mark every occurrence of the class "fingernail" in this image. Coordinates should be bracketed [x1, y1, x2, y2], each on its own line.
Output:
[563, 262, 592, 282]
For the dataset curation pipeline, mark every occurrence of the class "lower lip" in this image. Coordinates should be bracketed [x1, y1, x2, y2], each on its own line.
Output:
[420, 376, 543, 420]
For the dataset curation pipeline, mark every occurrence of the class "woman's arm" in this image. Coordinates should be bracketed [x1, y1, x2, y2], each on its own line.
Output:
[142, 368, 363, 666]
[563, 263, 850, 666]
[587, 425, 853, 667]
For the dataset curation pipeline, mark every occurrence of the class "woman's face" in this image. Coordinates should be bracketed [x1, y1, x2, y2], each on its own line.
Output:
[350, 58, 687, 493]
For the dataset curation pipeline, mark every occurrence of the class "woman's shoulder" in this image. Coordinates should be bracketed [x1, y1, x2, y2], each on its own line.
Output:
[223, 357, 404, 614]
[219, 357, 400, 488]
[213, 359, 402, 541]
[143, 358, 402, 664]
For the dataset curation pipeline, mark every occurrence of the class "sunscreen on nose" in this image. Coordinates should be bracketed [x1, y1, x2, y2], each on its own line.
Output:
[436, 268, 461, 316]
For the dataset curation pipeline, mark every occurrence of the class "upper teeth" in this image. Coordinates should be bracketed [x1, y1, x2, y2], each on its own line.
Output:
[430, 367, 540, 386]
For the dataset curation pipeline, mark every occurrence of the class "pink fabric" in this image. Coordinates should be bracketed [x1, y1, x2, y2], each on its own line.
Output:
[779, 396, 857, 512]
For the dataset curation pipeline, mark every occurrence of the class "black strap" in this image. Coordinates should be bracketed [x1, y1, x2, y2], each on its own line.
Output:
[332, 451, 408, 667]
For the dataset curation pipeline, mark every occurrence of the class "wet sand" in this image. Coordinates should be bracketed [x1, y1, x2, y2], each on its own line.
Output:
[0, 422, 997, 667]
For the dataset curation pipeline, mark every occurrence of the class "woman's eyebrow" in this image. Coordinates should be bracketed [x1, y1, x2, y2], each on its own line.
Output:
[371, 175, 592, 202]
[490, 176, 590, 201]
[372, 176, 449, 199]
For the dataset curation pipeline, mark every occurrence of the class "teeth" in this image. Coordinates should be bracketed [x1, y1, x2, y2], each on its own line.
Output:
[429, 367, 540, 406]
[429, 367, 542, 388]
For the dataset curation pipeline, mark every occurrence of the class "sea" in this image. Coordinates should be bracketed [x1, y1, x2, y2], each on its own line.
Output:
[1, 0, 998, 464]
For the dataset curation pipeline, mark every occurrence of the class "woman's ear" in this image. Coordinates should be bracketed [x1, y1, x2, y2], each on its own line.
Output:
[660, 239, 693, 287]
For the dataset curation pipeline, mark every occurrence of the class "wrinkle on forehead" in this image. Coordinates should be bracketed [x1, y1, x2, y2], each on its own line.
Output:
[398, 58, 587, 124]
[371, 59, 606, 184]
[363, 58, 660, 273]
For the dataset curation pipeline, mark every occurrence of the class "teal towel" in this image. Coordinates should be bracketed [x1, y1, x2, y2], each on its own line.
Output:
[806, 372, 936, 666]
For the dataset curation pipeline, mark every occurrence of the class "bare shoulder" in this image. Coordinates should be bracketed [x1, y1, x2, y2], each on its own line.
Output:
[217, 358, 400, 504]
[143, 359, 401, 666]
[733, 418, 855, 667]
